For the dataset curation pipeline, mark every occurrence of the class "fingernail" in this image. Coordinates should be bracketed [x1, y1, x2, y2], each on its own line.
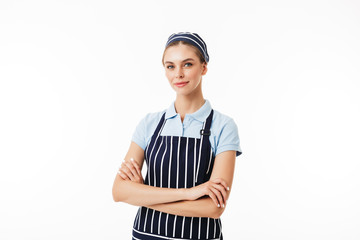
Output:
[227, 187, 230, 191]
[130, 158, 134, 161]
[222, 204, 225, 208]
[217, 204, 220, 208]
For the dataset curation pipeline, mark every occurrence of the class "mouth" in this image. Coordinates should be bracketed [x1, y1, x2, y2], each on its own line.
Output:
[174, 81, 189, 87]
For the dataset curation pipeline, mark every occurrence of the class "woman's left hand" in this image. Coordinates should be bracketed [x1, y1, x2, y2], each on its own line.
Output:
[117, 158, 144, 184]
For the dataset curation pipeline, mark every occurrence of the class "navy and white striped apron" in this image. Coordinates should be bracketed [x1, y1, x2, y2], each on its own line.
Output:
[132, 109, 224, 240]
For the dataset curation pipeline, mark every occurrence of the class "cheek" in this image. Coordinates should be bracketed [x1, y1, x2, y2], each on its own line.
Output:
[188, 69, 202, 79]
[165, 71, 171, 80]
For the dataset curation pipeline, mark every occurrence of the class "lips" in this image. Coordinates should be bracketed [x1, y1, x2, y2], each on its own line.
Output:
[174, 81, 189, 87]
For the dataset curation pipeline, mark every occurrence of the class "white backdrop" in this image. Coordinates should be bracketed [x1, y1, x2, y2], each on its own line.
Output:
[1, 0, 359, 239]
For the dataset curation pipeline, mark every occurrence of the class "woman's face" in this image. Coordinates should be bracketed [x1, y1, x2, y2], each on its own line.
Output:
[163, 44, 207, 97]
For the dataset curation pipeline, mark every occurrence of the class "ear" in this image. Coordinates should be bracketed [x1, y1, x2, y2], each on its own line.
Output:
[201, 63, 208, 75]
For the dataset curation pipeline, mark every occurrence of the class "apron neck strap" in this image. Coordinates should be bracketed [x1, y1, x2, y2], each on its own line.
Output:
[200, 109, 214, 136]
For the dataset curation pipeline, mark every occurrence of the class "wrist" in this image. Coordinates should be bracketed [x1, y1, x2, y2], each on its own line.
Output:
[181, 188, 191, 201]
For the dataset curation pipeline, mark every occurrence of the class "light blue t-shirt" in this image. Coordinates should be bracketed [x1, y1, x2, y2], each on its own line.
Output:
[131, 99, 242, 157]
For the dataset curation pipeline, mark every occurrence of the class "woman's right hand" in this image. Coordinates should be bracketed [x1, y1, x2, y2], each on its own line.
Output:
[187, 178, 229, 208]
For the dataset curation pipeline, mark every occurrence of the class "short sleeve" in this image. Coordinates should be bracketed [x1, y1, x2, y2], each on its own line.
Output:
[215, 118, 242, 157]
[131, 115, 148, 150]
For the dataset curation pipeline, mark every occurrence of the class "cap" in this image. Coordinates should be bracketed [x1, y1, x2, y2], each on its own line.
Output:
[165, 32, 209, 63]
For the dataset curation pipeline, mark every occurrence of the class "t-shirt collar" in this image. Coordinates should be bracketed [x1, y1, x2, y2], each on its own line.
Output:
[165, 99, 212, 122]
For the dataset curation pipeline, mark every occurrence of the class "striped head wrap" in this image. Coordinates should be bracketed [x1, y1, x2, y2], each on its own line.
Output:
[165, 32, 209, 63]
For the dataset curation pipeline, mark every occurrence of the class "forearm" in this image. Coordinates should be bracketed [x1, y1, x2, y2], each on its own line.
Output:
[145, 196, 224, 219]
[112, 174, 188, 206]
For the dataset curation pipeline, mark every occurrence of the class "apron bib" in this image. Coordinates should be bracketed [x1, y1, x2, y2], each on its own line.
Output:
[132, 109, 223, 240]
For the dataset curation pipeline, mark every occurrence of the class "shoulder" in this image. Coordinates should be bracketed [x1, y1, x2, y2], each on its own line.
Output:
[210, 109, 242, 157]
[138, 109, 167, 129]
[131, 108, 167, 150]
[211, 109, 238, 131]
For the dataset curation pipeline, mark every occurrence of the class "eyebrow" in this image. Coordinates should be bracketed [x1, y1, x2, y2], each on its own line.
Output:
[164, 58, 195, 64]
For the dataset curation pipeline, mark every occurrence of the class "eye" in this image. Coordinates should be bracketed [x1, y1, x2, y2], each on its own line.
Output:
[166, 65, 174, 69]
[184, 62, 193, 67]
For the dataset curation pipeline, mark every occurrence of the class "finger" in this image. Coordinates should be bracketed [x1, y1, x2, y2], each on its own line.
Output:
[212, 178, 230, 192]
[131, 159, 142, 176]
[210, 186, 225, 208]
[117, 169, 130, 180]
[211, 178, 228, 191]
[126, 159, 140, 177]
[121, 163, 136, 181]
[130, 160, 144, 183]
[124, 161, 139, 180]
[207, 189, 220, 208]
[212, 183, 228, 201]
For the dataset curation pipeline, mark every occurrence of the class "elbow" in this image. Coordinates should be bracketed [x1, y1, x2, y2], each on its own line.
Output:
[201, 197, 226, 219]
[206, 202, 225, 219]
[112, 184, 128, 203]
[113, 188, 128, 203]
[112, 177, 126, 202]
[112, 187, 121, 202]
[112, 192, 121, 202]
[211, 206, 225, 219]
[112, 178, 138, 205]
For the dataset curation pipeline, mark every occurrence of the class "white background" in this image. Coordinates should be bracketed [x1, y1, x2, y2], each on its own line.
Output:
[1, 0, 359, 239]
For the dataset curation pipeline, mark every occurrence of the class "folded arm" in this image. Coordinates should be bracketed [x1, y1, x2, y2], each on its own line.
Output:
[112, 141, 235, 218]
[145, 150, 236, 219]
[112, 142, 189, 206]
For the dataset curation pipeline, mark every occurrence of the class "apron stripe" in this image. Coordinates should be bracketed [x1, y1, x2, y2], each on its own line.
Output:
[150, 209, 155, 233]
[168, 136, 173, 188]
[198, 217, 201, 239]
[206, 148, 213, 174]
[190, 217, 193, 238]
[195, 121, 206, 183]
[218, 218, 222, 239]
[181, 216, 185, 238]
[176, 137, 180, 188]
[173, 215, 177, 237]
[165, 212, 169, 236]
[158, 211, 162, 234]
[151, 209, 155, 233]
[134, 208, 140, 228]
[160, 137, 167, 188]
[165, 136, 173, 237]
[184, 137, 188, 188]
[147, 134, 156, 186]
[137, 207, 141, 229]
[214, 218, 216, 238]
[207, 217, 210, 239]
[193, 140, 197, 187]
[143, 207, 149, 232]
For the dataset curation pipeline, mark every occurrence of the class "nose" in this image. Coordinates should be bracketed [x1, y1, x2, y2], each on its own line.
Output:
[175, 68, 184, 78]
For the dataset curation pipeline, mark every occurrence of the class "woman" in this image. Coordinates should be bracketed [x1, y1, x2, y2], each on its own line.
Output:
[112, 32, 242, 240]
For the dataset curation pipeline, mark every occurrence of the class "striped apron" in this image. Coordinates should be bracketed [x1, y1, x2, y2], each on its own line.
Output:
[132, 109, 224, 240]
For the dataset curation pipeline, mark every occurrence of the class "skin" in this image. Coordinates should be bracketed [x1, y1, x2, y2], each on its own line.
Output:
[112, 43, 236, 219]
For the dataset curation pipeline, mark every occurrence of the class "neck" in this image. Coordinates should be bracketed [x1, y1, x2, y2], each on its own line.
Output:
[174, 93, 205, 122]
